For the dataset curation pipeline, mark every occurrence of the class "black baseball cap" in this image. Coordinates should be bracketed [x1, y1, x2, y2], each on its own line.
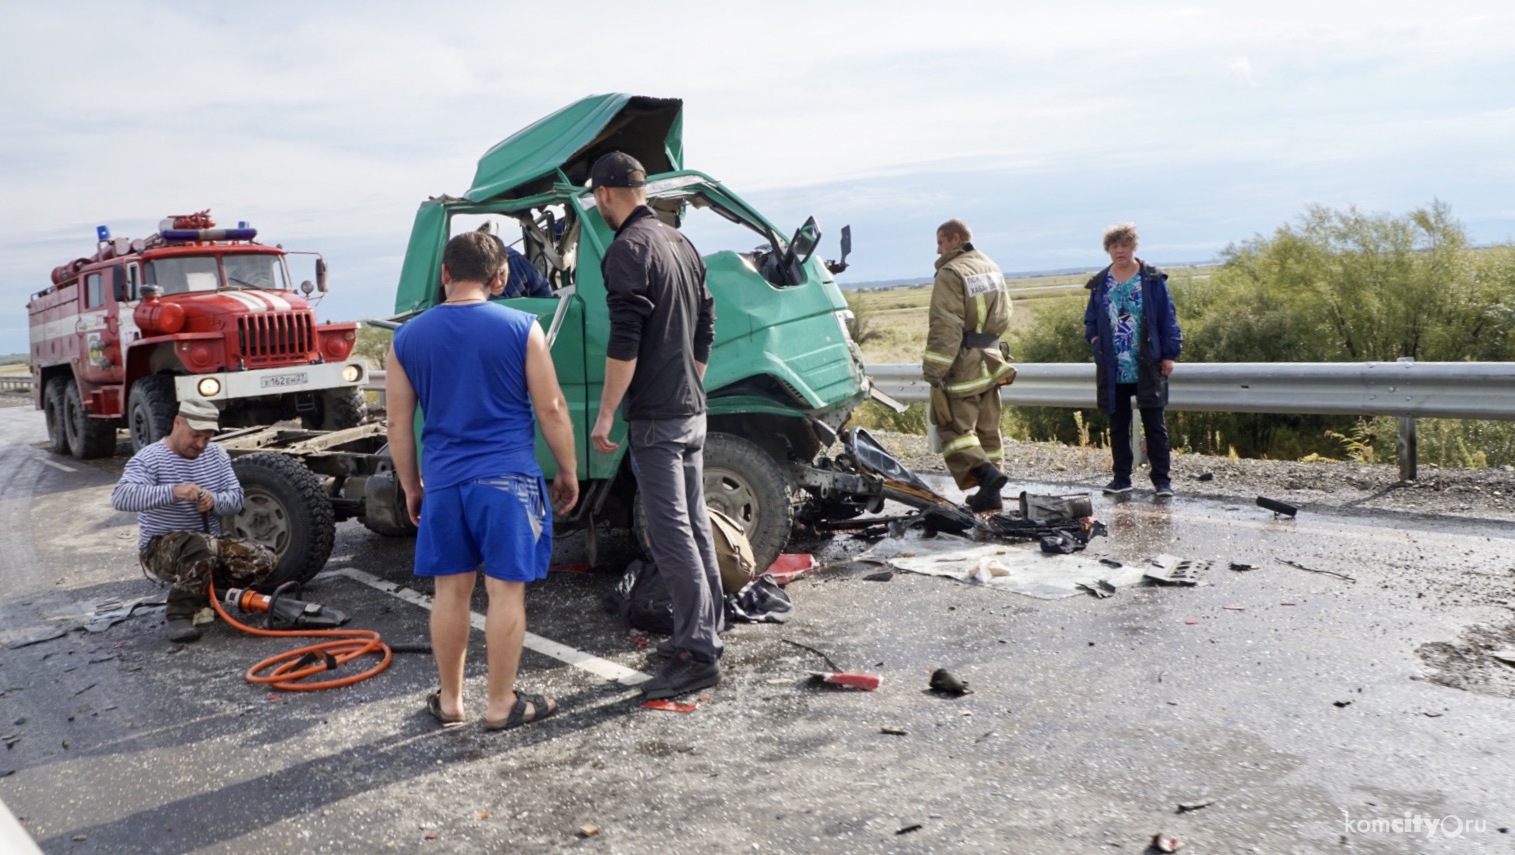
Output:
[589, 151, 647, 188]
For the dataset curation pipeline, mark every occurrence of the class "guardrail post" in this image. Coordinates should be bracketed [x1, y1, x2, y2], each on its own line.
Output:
[1394, 356, 1416, 481]
[1397, 417, 1417, 482]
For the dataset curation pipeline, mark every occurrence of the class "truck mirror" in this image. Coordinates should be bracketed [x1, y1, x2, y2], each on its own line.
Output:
[316, 258, 329, 293]
[788, 216, 821, 266]
[826, 225, 852, 275]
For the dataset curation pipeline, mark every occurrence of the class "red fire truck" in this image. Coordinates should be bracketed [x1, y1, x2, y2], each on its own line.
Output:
[29, 211, 369, 458]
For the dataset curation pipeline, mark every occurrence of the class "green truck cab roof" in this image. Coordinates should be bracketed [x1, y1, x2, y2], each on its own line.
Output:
[466, 93, 683, 203]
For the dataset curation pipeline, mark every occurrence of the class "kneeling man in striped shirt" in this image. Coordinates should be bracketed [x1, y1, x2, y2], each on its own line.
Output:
[110, 399, 275, 642]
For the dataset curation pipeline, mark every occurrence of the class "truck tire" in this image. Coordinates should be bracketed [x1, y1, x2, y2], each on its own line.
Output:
[227, 452, 335, 587]
[127, 375, 177, 454]
[631, 431, 795, 574]
[63, 379, 116, 459]
[44, 378, 70, 455]
[301, 387, 368, 430]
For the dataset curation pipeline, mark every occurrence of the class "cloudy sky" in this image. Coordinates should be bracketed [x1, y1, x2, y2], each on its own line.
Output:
[3, 1, 1512, 355]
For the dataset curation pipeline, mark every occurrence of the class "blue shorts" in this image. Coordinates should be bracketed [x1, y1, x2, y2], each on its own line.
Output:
[414, 475, 553, 582]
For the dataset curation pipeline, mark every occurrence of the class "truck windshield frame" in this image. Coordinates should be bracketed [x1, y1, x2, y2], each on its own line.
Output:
[143, 254, 292, 295]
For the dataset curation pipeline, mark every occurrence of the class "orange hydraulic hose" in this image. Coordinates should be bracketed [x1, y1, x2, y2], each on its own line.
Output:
[207, 583, 394, 691]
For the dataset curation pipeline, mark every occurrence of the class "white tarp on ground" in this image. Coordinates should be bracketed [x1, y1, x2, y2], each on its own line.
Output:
[858, 534, 1148, 599]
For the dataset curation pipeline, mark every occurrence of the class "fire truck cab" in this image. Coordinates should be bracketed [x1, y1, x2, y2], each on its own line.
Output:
[29, 211, 369, 458]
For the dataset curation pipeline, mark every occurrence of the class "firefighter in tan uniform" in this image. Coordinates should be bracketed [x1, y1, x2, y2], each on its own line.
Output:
[922, 219, 1016, 511]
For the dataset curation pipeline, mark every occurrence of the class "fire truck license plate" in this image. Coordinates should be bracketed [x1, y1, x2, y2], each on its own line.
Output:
[260, 372, 309, 389]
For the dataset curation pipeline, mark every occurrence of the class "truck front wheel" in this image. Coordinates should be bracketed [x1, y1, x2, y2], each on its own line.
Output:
[227, 452, 336, 587]
[44, 378, 70, 455]
[127, 375, 177, 454]
[631, 431, 795, 574]
[301, 387, 368, 430]
[63, 379, 116, 459]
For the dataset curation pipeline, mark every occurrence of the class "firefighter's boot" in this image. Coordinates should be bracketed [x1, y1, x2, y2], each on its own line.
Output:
[966, 464, 1008, 513]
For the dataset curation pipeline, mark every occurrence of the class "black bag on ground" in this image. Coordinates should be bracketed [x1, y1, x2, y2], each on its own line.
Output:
[601, 559, 675, 634]
[724, 574, 793, 624]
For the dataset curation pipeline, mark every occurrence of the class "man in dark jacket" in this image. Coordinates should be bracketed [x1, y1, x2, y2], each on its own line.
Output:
[588, 151, 723, 701]
[1083, 223, 1182, 497]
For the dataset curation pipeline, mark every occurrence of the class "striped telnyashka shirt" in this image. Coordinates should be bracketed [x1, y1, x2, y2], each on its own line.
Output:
[110, 442, 245, 549]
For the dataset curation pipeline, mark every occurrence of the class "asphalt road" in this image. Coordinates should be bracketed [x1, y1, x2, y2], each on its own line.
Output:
[1, 399, 1512, 854]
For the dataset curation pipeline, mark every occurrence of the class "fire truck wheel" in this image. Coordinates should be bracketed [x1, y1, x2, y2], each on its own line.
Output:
[63, 378, 117, 459]
[227, 452, 336, 587]
[302, 387, 368, 431]
[44, 378, 70, 456]
[127, 375, 177, 454]
[631, 431, 796, 574]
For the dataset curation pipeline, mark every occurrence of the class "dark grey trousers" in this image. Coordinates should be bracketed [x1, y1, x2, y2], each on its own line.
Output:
[629, 415, 724, 662]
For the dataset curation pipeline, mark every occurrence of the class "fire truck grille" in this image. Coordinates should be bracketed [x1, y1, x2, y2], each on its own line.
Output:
[237, 313, 315, 366]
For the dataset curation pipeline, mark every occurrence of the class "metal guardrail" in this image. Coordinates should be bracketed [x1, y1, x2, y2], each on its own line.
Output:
[864, 361, 1515, 420]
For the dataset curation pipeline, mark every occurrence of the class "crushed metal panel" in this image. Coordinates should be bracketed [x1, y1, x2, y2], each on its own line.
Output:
[1145, 554, 1213, 586]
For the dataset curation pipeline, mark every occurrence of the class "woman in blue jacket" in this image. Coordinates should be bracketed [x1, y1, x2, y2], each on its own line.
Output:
[1083, 223, 1182, 497]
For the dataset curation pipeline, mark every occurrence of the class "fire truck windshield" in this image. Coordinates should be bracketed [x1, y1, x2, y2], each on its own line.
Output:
[143, 254, 291, 295]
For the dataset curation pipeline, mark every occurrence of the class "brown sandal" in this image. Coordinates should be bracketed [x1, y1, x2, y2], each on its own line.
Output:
[426, 690, 465, 727]
[483, 691, 557, 731]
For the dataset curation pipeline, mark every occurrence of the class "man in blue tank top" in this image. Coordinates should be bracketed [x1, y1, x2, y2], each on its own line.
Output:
[386, 231, 579, 731]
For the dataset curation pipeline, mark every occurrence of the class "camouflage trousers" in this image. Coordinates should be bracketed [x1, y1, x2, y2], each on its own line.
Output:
[139, 532, 277, 615]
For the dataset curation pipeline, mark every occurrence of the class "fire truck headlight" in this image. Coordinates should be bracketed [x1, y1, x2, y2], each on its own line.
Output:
[197, 378, 222, 397]
[341, 364, 363, 383]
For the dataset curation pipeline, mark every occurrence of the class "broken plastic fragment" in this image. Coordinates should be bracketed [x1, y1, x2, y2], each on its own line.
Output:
[809, 672, 882, 691]
[1152, 833, 1181, 852]
[1256, 496, 1297, 517]
[641, 699, 698, 713]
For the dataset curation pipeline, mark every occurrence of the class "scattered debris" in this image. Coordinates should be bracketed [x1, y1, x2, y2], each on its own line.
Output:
[1184, 618, 1200, 625]
[896, 824, 923, 835]
[1222, 605, 1245, 612]
[1176, 798, 1215, 813]
[1197, 472, 1214, 482]
[966, 557, 1012, 582]
[1152, 832, 1182, 852]
[641, 700, 698, 713]
[881, 725, 908, 735]
[1076, 580, 1118, 599]
[1039, 530, 1086, 554]
[809, 672, 882, 691]
[862, 570, 894, 582]
[1422, 711, 1444, 718]
[928, 668, 971, 696]
[2, 732, 21, 749]
[1333, 700, 1352, 708]
[1256, 496, 1297, 518]
[1145, 555, 1212, 586]
[782, 638, 843, 673]
[1228, 562, 1257, 572]
[1098, 558, 1123, 568]
[578, 824, 601, 838]
[767, 554, 815, 586]
[1278, 558, 1356, 583]
[1488, 649, 1515, 667]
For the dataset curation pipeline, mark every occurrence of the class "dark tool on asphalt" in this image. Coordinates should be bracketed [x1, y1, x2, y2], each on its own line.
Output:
[224, 582, 349, 630]
[1256, 496, 1297, 517]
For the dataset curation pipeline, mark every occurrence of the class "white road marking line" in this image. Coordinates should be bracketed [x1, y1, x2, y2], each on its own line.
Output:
[328, 566, 649, 686]
[38, 458, 75, 472]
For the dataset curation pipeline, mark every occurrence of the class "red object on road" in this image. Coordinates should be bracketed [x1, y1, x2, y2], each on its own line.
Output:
[641, 699, 698, 712]
[766, 553, 815, 585]
[550, 563, 591, 574]
[810, 671, 882, 691]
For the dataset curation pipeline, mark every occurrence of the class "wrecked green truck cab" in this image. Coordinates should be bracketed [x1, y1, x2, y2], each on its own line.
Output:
[390, 94, 887, 568]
